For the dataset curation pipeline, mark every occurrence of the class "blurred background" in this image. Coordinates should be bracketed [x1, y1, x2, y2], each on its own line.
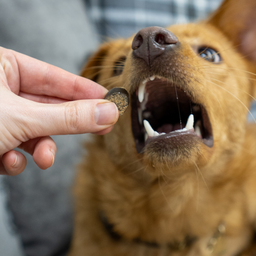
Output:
[1, 0, 252, 255]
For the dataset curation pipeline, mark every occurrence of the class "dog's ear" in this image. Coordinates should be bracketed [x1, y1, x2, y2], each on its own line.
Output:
[208, 0, 256, 65]
[80, 43, 109, 82]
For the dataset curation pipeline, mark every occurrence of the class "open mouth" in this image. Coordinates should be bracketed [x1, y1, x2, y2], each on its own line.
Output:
[131, 77, 213, 153]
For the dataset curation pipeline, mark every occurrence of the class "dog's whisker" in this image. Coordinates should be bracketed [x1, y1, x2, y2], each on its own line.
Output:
[193, 77, 225, 115]
[199, 66, 256, 79]
[99, 78, 123, 87]
[174, 82, 183, 129]
[157, 173, 174, 212]
[203, 68, 256, 91]
[163, 159, 184, 180]
[209, 76, 256, 101]
[159, 168, 171, 185]
[127, 166, 146, 176]
[193, 162, 200, 212]
[201, 68, 256, 79]
[84, 65, 117, 70]
[193, 161, 209, 191]
[119, 158, 143, 172]
[207, 79, 256, 123]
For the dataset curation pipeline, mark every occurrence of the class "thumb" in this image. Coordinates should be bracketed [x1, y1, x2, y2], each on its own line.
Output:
[30, 99, 119, 136]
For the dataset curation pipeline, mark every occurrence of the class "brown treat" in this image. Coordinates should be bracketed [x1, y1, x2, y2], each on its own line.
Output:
[104, 88, 129, 116]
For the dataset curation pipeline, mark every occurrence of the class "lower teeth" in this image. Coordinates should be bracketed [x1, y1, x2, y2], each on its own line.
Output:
[195, 121, 202, 137]
[143, 114, 200, 140]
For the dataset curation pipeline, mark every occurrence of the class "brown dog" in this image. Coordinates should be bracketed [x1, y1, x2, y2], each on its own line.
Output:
[68, 0, 256, 255]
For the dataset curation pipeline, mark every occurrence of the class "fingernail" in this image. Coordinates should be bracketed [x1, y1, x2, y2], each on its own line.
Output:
[95, 102, 118, 125]
[11, 153, 18, 168]
[50, 149, 55, 167]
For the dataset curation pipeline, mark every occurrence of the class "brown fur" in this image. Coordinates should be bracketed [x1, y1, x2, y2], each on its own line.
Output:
[68, 0, 256, 255]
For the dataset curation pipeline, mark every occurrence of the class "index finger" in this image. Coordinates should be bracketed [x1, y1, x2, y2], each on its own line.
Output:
[12, 50, 107, 100]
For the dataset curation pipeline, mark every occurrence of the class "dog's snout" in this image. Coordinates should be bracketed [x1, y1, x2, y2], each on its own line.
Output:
[132, 26, 178, 65]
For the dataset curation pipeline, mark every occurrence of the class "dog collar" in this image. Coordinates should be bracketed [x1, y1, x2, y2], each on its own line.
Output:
[100, 213, 197, 251]
[100, 213, 226, 252]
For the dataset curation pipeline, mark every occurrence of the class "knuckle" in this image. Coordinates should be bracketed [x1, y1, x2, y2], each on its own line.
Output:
[1, 50, 13, 72]
[64, 103, 81, 132]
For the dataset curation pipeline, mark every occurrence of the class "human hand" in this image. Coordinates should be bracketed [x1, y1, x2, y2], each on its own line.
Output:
[0, 47, 119, 175]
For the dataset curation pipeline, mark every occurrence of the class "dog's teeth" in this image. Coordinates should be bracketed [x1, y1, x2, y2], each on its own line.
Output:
[143, 120, 155, 137]
[195, 125, 202, 137]
[145, 132, 149, 141]
[185, 114, 194, 130]
[138, 107, 143, 125]
[154, 131, 159, 136]
[195, 121, 202, 137]
[138, 82, 146, 103]
[149, 76, 155, 81]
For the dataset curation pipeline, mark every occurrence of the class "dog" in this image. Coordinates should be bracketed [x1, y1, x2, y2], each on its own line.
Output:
[68, 0, 256, 255]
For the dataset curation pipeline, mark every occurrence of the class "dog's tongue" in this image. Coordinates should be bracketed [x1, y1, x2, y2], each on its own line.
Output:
[156, 124, 183, 133]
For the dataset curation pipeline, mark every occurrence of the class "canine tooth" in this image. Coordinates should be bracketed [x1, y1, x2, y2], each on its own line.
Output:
[154, 131, 159, 136]
[195, 125, 201, 137]
[185, 114, 194, 130]
[145, 132, 149, 141]
[138, 82, 146, 103]
[195, 121, 202, 137]
[138, 107, 143, 124]
[178, 128, 187, 132]
[150, 75, 155, 81]
[143, 120, 155, 137]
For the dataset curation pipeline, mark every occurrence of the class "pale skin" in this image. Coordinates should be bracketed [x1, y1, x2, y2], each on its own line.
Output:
[0, 47, 119, 176]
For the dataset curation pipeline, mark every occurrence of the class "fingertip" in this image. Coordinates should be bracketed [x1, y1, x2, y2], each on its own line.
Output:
[93, 126, 114, 135]
[50, 148, 55, 167]
[33, 138, 56, 170]
[33, 148, 55, 170]
[2, 151, 27, 176]
[94, 102, 119, 125]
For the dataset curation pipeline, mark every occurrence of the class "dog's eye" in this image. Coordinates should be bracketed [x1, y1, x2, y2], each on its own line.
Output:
[199, 47, 222, 63]
[113, 57, 126, 76]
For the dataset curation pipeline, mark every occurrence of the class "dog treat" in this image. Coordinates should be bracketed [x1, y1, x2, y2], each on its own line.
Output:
[104, 88, 129, 116]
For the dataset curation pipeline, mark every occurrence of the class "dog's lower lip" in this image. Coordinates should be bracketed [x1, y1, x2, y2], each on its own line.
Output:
[144, 128, 213, 152]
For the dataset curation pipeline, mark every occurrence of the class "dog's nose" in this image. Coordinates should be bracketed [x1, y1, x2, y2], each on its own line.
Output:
[132, 26, 178, 65]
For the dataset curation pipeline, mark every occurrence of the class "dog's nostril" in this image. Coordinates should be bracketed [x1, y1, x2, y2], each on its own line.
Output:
[155, 34, 166, 45]
[155, 32, 178, 45]
[132, 35, 143, 50]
